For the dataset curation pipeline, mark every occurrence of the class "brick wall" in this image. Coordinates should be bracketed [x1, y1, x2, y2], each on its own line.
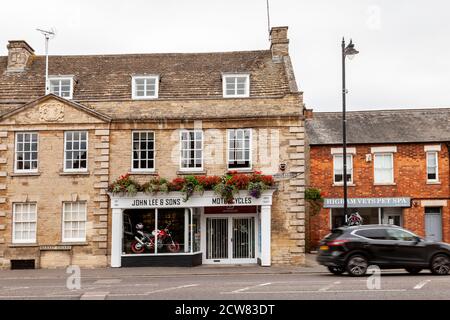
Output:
[308, 143, 450, 247]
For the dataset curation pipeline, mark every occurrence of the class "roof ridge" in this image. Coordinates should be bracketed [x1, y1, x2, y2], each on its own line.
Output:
[312, 107, 450, 115]
[0, 49, 271, 59]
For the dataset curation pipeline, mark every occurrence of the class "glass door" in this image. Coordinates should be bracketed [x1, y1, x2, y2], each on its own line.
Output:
[205, 215, 257, 264]
[206, 217, 228, 260]
[232, 217, 255, 262]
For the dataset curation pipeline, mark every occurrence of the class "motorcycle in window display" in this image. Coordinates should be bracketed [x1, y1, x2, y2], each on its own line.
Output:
[131, 221, 181, 254]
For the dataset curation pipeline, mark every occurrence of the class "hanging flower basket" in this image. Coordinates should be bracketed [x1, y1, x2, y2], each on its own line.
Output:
[305, 187, 324, 216]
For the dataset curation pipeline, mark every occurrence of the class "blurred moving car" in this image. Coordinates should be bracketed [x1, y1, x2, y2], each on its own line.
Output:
[316, 225, 450, 276]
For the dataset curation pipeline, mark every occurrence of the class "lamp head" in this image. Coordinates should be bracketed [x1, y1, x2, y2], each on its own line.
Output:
[344, 39, 359, 60]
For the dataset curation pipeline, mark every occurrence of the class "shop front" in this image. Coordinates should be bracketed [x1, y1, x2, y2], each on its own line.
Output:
[109, 190, 274, 267]
[323, 197, 411, 229]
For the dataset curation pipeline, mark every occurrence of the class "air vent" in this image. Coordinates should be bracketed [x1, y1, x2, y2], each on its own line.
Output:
[10, 259, 35, 270]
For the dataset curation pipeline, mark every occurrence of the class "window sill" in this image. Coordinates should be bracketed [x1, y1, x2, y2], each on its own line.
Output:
[59, 171, 90, 176]
[227, 168, 254, 173]
[9, 243, 38, 248]
[128, 171, 158, 176]
[10, 172, 41, 177]
[374, 183, 396, 186]
[426, 181, 441, 185]
[59, 242, 88, 246]
[333, 183, 355, 187]
[177, 170, 207, 175]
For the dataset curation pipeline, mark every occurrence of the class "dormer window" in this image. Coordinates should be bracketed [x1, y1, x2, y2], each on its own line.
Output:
[47, 76, 73, 99]
[132, 75, 159, 99]
[222, 74, 250, 98]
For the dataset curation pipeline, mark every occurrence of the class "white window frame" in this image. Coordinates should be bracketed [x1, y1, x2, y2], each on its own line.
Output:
[62, 202, 87, 243]
[333, 154, 353, 184]
[47, 76, 74, 99]
[373, 152, 394, 184]
[12, 203, 37, 244]
[131, 131, 156, 172]
[426, 151, 439, 183]
[222, 73, 250, 98]
[14, 132, 39, 173]
[227, 128, 252, 171]
[64, 131, 89, 173]
[179, 130, 204, 172]
[132, 75, 159, 100]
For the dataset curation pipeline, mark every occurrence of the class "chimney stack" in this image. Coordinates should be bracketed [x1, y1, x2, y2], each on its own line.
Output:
[6, 40, 35, 72]
[270, 26, 289, 61]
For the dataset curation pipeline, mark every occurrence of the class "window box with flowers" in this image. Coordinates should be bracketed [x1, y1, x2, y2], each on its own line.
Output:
[108, 171, 275, 203]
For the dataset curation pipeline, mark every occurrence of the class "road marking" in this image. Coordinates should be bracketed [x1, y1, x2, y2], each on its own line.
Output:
[319, 281, 341, 292]
[93, 279, 122, 285]
[80, 292, 109, 300]
[145, 284, 198, 294]
[224, 289, 407, 295]
[232, 282, 272, 293]
[414, 280, 431, 290]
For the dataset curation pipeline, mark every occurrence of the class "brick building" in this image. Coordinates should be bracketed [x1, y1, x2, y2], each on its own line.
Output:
[306, 109, 450, 249]
[0, 27, 306, 269]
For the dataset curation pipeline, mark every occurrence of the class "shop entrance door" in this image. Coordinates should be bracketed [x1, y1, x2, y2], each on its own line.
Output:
[205, 216, 257, 264]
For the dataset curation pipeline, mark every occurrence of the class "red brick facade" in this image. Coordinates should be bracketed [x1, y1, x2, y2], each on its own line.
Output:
[308, 143, 450, 248]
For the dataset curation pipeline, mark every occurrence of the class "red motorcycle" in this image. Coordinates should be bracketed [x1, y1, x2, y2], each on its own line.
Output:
[131, 222, 180, 253]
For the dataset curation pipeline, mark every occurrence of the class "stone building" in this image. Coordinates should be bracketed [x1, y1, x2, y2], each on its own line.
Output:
[306, 109, 450, 249]
[0, 26, 306, 269]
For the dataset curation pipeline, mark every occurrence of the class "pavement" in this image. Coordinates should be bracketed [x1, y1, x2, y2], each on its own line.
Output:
[0, 254, 449, 300]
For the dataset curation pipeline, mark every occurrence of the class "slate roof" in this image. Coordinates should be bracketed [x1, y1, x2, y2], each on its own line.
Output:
[0, 50, 290, 104]
[306, 108, 450, 145]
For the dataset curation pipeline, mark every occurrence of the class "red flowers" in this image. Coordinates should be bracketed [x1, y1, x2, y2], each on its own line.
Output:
[227, 174, 250, 189]
[196, 175, 221, 189]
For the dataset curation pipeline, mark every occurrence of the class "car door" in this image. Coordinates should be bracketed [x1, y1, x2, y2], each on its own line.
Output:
[385, 228, 427, 265]
[353, 228, 397, 265]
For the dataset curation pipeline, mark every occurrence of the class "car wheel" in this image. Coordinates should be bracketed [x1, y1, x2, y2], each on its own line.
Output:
[346, 255, 369, 277]
[431, 254, 450, 275]
[405, 267, 423, 275]
[327, 266, 345, 275]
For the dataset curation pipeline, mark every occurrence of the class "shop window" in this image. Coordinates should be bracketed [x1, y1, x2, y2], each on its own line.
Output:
[12, 203, 37, 244]
[123, 208, 201, 255]
[374, 153, 394, 184]
[15, 132, 38, 173]
[333, 154, 352, 184]
[180, 130, 203, 171]
[426, 151, 439, 182]
[228, 129, 251, 170]
[132, 131, 155, 171]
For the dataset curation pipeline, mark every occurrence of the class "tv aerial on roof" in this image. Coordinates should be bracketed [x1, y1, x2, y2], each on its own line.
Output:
[36, 27, 57, 95]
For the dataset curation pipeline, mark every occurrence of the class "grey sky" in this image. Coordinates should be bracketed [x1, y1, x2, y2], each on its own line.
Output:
[1, 0, 449, 112]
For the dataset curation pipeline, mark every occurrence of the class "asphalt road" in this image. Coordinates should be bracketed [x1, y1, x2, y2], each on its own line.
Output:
[0, 267, 449, 300]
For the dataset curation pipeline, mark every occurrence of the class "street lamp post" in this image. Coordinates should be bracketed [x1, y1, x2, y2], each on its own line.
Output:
[341, 38, 359, 224]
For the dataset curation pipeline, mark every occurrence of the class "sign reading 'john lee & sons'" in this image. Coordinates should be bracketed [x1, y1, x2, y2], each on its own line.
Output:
[324, 197, 411, 208]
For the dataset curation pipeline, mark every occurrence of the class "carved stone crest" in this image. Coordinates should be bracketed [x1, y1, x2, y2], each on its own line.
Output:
[39, 103, 65, 122]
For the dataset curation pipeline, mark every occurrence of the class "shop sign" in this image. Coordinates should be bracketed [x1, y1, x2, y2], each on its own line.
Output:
[110, 190, 274, 209]
[323, 197, 411, 208]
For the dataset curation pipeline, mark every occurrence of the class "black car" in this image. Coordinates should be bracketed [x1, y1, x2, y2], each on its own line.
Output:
[317, 224, 450, 276]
